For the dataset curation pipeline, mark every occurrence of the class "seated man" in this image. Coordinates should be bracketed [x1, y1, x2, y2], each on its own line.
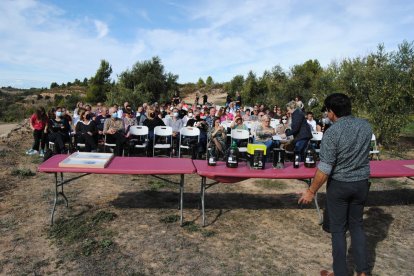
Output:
[165, 108, 184, 155]
[187, 110, 208, 159]
[94, 106, 109, 142]
[103, 107, 127, 156]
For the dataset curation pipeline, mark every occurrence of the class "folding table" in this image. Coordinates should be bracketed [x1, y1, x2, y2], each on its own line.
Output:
[38, 155, 196, 225]
[193, 159, 414, 226]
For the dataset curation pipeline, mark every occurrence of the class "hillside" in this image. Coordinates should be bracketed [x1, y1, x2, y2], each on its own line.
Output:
[181, 88, 227, 106]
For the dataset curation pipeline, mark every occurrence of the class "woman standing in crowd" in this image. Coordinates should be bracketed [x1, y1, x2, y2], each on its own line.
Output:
[27, 107, 48, 156]
[73, 101, 84, 126]
[75, 110, 98, 152]
[285, 100, 313, 161]
[48, 107, 71, 154]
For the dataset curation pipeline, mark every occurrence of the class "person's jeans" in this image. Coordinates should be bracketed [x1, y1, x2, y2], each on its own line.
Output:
[294, 138, 309, 161]
[327, 178, 370, 276]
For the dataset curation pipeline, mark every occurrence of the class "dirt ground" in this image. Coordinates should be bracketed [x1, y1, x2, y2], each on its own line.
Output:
[1, 126, 414, 275]
[0, 123, 19, 138]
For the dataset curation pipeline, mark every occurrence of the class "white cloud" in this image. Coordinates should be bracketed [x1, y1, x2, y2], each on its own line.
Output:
[0, 0, 413, 88]
[94, 20, 109, 38]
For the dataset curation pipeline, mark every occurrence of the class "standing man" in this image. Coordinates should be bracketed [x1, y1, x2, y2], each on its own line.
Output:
[205, 106, 216, 128]
[306, 111, 317, 132]
[235, 91, 242, 109]
[298, 93, 372, 276]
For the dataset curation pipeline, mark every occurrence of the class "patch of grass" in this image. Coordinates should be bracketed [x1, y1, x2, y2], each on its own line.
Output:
[30, 155, 43, 164]
[201, 229, 216, 237]
[0, 217, 17, 232]
[182, 221, 201, 232]
[33, 259, 50, 270]
[100, 238, 113, 248]
[82, 238, 98, 256]
[48, 210, 117, 256]
[182, 221, 215, 237]
[49, 217, 92, 243]
[0, 149, 7, 158]
[92, 210, 117, 225]
[254, 179, 288, 190]
[11, 168, 36, 178]
[148, 179, 169, 191]
[160, 214, 180, 223]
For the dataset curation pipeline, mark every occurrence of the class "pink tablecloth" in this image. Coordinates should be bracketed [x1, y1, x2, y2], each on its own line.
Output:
[38, 155, 196, 175]
[193, 160, 414, 183]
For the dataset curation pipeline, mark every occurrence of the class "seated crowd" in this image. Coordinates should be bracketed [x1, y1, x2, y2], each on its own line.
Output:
[27, 94, 330, 160]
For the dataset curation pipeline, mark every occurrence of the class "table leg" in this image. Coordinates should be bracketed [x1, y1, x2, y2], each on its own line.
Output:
[314, 191, 323, 225]
[307, 178, 323, 225]
[180, 174, 184, 226]
[60, 172, 68, 207]
[50, 173, 59, 225]
[201, 176, 206, 227]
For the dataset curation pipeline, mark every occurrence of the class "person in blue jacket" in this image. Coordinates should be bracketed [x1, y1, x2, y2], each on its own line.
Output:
[285, 100, 312, 161]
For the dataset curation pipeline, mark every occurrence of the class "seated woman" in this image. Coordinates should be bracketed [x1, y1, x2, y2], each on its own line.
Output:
[143, 107, 166, 153]
[219, 108, 234, 122]
[103, 107, 127, 156]
[75, 110, 98, 152]
[254, 115, 278, 153]
[274, 115, 293, 149]
[208, 117, 227, 159]
[48, 107, 71, 154]
[230, 116, 249, 147]
[123, 109, 138, 137]
[230, 116, 248, 131]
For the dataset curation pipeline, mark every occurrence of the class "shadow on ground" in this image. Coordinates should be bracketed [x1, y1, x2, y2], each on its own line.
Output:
[111, 189, 414, 210]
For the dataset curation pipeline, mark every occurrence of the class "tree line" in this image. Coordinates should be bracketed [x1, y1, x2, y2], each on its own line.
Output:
[83, 41, 413, 147]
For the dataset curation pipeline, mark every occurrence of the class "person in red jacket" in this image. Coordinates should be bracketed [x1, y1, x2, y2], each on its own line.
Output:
[27, 107, 48, 156]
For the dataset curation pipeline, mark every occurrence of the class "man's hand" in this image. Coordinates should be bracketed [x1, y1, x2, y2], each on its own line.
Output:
[298, 189, 315, 205]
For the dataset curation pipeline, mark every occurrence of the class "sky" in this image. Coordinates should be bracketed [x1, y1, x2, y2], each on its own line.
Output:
[0, 0, 413, 88]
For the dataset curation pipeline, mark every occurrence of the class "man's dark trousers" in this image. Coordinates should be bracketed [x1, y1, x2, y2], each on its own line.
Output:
[327, 178, 370, 276]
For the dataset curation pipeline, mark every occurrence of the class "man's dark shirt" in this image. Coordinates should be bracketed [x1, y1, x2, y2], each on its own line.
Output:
[318, 115, 372, 182]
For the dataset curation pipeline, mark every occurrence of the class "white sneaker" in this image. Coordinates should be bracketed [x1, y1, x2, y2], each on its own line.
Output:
[39, 150, 45, 157]
[28, 150, 38, 155]
[26, 149, 34, 155]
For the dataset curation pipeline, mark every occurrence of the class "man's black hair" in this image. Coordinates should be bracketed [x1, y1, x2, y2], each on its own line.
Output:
[306, 111, 314, 116]
[323, 93, 352, 117]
